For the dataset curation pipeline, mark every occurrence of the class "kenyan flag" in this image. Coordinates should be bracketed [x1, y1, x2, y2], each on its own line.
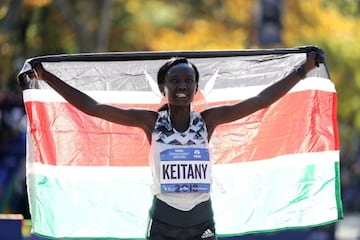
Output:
[18, 46, 342, 239]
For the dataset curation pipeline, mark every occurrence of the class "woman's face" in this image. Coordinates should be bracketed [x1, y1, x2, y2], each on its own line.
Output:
[162, 63, 198, 107]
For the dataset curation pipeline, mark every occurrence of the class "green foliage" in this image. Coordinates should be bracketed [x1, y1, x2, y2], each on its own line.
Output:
[322, 0, 360, 16]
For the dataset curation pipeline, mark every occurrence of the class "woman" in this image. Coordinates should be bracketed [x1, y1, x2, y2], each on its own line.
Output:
[32, 51, 318, 239]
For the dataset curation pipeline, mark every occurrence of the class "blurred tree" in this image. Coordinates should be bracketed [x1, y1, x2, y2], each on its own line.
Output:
[146, 0, 256, 50]
[0, 0, 22, 90]
[51, 0, 113, 52]
[323, 0, 360, 16]
[257, 0, 283, 46]
[283, 1, 360, 158]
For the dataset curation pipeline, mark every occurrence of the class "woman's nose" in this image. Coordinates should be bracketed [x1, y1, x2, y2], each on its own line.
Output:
[176, 81, 187, 89]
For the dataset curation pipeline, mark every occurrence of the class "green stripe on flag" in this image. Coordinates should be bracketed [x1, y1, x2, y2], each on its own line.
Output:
[335, 161, 344, 219]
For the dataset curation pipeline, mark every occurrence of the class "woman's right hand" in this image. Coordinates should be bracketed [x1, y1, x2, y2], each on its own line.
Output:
[33, 63, 46, 80]
[26, 63, 44, 80]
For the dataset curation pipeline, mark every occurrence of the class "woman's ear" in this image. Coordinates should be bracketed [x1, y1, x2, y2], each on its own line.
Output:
[159, 84, 165, 96]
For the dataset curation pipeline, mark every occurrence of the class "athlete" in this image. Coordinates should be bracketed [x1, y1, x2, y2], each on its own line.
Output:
[31, 51, 319, 239]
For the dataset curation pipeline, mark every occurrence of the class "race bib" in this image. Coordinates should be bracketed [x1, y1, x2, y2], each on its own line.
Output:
[159, 148, 211, 193]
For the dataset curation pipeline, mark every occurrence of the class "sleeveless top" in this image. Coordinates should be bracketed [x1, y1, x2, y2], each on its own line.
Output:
[149, 110, 212, 211]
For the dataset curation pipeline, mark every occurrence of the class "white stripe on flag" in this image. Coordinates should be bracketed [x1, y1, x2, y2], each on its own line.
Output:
[22, 89, 162, 104]
[22, 77, 334, 104]
[205, 77, 335, 102]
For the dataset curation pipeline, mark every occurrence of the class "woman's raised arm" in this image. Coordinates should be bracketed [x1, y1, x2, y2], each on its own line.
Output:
[202, 51, 319, 138]
[31, 64, 158, 141]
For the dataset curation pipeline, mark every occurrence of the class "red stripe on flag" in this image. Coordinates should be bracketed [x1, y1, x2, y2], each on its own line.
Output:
[25, 90, 338, 166]
[211, 91, 338, 163]
[25, 103, 156, 166]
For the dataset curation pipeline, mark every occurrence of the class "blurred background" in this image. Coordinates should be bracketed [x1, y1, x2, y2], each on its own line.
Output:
[1, 0, 360, 239]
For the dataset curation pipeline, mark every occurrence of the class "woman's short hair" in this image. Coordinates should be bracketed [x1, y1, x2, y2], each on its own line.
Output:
[157, 57, 199, 91]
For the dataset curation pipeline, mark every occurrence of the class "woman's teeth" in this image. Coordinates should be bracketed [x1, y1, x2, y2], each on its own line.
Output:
[176, 93, 187, 97]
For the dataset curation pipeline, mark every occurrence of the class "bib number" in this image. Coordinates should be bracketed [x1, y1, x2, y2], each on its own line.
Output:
[159, 148, 211, 193]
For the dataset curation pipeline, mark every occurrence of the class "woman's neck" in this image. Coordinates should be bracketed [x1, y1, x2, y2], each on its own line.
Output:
[168, 106, 191, 133]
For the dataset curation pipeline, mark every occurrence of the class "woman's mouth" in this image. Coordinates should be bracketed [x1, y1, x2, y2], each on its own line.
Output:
[176, 93, 187, 98]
